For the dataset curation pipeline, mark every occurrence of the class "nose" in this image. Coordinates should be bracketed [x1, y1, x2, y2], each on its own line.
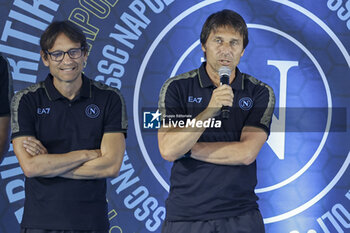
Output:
[220, 43, 232, 56]
[61, 52, 73, 64]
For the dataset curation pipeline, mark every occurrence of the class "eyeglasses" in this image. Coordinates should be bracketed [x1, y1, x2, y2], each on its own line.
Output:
[46, 47, 85, 62]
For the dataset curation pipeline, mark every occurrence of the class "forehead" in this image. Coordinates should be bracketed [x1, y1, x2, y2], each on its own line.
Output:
[208, 26, 243, 40]
[50, 33, 81, 51]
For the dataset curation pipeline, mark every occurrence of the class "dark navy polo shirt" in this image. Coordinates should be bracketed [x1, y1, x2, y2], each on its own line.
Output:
[11, 73, 127, 230]
[0, 55, 13, 116]
[159, 62, 275, 221]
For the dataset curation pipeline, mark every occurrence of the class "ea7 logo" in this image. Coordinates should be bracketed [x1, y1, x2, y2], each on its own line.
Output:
[188, 96, 202, 103]
[37, 107, 50, 114]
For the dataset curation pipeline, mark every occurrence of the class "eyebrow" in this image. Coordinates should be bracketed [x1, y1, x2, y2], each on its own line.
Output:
[213, 36, 240, 43]
[230, 39, 240, 43]
[48, 47, 81, 53]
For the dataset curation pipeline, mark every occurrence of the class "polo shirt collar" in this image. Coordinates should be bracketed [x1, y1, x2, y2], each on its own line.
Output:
[44, 73, 90, 101]
[198, 62, 244, 91]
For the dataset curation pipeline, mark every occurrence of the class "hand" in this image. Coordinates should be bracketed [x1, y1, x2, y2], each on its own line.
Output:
[205, 84, 234, 117]
[84, 149, 102, 160]
[92, 149, 102, 158]
[23, 137, 48, 156]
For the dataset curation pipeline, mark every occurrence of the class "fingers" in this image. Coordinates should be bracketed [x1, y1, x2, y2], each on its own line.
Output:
[210, 85, 234, 108]
[23, 137, 48, 156]
[86, 149, 101, 160]
[23, 142, 37, 156]
[26, 137, 47, 151]
[204, 85, 233, 118]
[94, 149, 102, 157]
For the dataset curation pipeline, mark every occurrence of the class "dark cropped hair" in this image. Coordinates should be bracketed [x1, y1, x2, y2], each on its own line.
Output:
[200, 9, 249, 49]
[40, 20, 88, 59]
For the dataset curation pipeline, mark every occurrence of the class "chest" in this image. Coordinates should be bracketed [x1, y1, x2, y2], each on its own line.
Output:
[34, 99, 105, 152]
[180, 85, 255, 142]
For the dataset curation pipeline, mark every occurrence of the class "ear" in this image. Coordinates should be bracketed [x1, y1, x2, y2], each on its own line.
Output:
[240, 49, 245, 57]
[83, 51, 88, 63]
[201, 44, 206, 52]
[40, 51, 49, 67]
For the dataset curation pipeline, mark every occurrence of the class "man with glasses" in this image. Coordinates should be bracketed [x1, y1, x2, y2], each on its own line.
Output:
[11, 21, 127, 233]
[0, 54, 12, 162]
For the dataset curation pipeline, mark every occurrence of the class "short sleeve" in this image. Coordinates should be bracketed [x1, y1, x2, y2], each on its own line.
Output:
[11, 91, 36, 139]
[244, 84, 275, 135]
[103, 89, 128, 137]
[158, 79, 186, 122]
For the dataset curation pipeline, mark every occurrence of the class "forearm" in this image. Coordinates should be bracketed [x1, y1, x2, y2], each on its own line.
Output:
[60, 155, 121, 179]
[158, 108, 214, 161]
[61, 133, 125, 179]
[158, 129, 204, 161]
[27, 150, 100, 178]
[191, 126, 268, 165]
[13, 137, 100, 178]
[191, 141, 252, 165]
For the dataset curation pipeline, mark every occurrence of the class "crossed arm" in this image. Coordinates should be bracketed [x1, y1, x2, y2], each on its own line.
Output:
[159, 124, 267, 166]
[13, 132, 125, 179]
[190, 126, 267, 165]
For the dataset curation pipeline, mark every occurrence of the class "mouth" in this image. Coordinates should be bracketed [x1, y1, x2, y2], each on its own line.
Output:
[60, 67, 76, 72]
[218, 59, 231, 66]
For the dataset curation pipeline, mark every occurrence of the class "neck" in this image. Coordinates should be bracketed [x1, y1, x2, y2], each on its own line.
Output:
[53, 76, 83, 100]
[206, 66, 236, 87]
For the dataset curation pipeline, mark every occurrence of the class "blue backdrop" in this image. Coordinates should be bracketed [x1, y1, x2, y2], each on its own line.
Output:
[0, 0, 349, 232]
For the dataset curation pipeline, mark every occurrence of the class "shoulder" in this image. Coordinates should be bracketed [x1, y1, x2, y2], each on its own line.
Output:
[163, 69, 198, 88]
[159, 69, 198, 103]
[160, 69, 199, 92]
[12, 82, 44, 103]
[89, 79, 126, 107]
[90, 79, 121, 93]
[241, 73, 275, 111]
[242, 73, 274, 96]
[11, 83, 44, 116]
[90, 79, 124, 97]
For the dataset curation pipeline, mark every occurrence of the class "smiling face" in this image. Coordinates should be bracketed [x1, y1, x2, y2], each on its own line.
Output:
[202, 26, 245, 83]
[41, 33, 87, 85]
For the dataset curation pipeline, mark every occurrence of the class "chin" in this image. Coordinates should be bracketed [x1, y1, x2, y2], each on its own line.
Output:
[57, 75, 80, 83]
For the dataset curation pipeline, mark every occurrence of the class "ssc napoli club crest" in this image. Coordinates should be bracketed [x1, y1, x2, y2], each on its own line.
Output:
[85, 104, 100, 119]
[0, 1, 349, 233]
[239, 97, 253, 110]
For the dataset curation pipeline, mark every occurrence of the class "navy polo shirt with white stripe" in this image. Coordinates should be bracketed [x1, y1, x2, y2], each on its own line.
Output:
[11, 73, 127, 230]
[159, 62, 275, 221]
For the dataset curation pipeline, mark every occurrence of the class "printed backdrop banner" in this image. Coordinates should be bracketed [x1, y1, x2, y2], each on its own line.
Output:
[0, 0, 349, 233]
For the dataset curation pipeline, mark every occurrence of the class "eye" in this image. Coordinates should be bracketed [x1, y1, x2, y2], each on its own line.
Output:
[230, 40, 239, 46]
[68, 49, 80, 57]
[50, 51, 63, 58]
[215, 38, 222, 44]
[69, 49, 79, 55]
